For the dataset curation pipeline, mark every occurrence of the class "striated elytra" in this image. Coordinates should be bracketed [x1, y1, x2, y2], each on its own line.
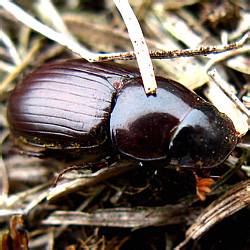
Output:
[7, 59, 238, 171]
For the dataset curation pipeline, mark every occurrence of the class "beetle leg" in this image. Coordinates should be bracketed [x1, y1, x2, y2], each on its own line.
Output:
[53, 165, 91, 187]
[203, 169, 222, 180]
[193, 171, 215, 201]
[53, 158, 110, 187]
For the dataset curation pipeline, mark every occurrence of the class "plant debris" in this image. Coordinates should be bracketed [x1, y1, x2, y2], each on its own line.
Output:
[0, 1, 249, 249]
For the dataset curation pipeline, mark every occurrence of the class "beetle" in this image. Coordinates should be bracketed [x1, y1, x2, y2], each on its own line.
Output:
[6, 59, 238, 200]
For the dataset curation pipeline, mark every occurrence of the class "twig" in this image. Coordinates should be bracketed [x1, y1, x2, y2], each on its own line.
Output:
[34, 0, 79, 43]
[206, 69, 248, 136]
[93, 32, 249, 61]
[114, 0, 157, 94]
[175, 180, 249, 249]
[0, 29, 21, 65]
[0, 155, 9, 206]
[0, 41, 41, 92]
[1, 0, 95, 60]
[42, 203, 198, 228]
[208, 69, 249, 117]
[204, 45, 250, 73]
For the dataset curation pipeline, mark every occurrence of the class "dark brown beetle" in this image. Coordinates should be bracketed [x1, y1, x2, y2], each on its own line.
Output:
[7, 59, 238, 200]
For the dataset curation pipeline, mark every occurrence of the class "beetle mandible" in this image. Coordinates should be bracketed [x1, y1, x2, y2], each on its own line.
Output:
[6, 59, 238, 200]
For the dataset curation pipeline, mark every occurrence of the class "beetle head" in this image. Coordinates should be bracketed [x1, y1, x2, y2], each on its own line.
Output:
[169, 102, 238, 169]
